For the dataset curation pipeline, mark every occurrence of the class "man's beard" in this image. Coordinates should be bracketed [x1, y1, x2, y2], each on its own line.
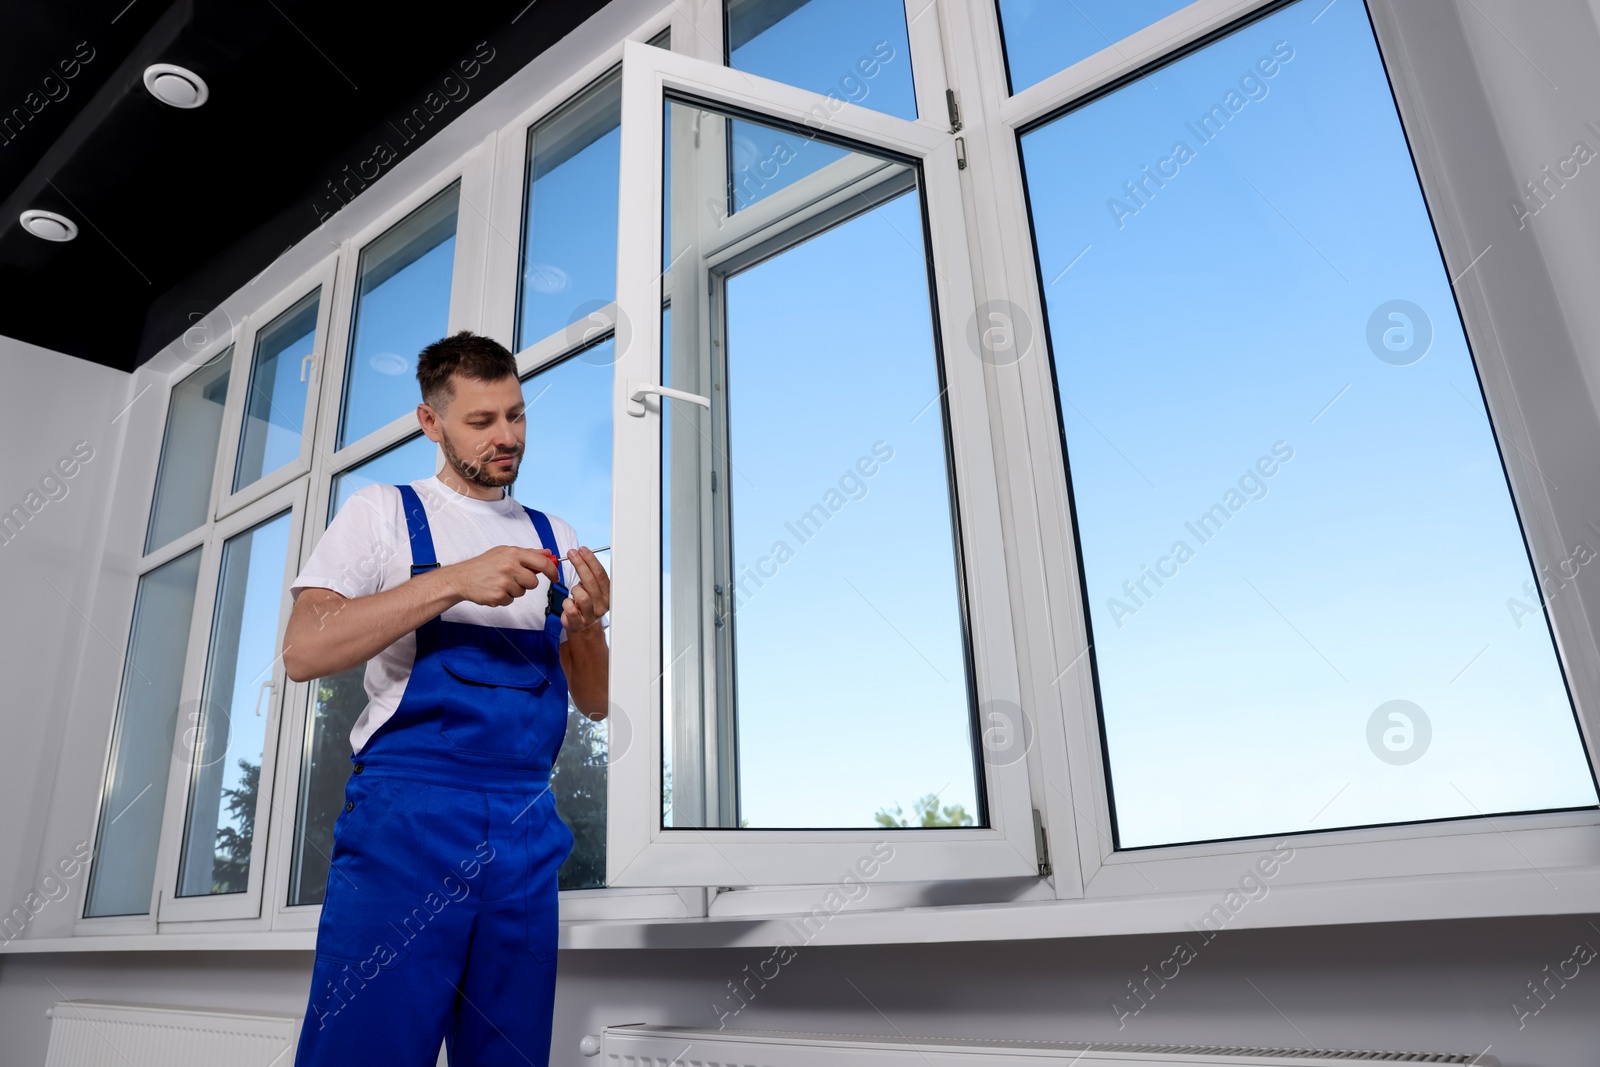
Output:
[440, 430, 520, 490]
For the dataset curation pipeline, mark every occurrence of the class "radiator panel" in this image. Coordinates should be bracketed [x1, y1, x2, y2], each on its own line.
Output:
[44, 1001, 299, 1067]
[601, 1025, 1499, 1067]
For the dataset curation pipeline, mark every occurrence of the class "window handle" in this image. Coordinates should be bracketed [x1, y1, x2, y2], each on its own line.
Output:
[627, 378, 711, 418]
[253, 678, 274, 717]
[300, 353, 315, 383]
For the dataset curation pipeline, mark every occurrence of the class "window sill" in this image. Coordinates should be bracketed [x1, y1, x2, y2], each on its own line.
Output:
[13, 861, 1599, 955]
[0, 929, 317, 954]
[565, 861, 1600, 950]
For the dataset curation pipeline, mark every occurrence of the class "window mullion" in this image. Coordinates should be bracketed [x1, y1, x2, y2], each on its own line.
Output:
[927, 0, 1094, 901]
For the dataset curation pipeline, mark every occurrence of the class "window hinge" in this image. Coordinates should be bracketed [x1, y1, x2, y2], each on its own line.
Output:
[955, 136, 967, 170]
[945, 88, 962, 133]
[1032, 808, 1052, 878]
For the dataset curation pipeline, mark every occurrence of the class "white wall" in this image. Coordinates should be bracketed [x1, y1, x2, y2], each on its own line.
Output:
[0, 917, 1598, 1064]
[0, 337, 128, 944]
[547, 918, 1600, 1061]
[1, 0, 1598, 1065]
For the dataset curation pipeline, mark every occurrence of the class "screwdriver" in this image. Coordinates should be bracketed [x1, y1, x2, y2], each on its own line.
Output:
[551, 545, 610, 564]
[542, 546, 609, 618]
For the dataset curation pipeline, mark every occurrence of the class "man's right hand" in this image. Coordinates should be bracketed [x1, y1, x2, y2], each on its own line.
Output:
[283, 546, 565, 683]
[443, 546, 561, 608]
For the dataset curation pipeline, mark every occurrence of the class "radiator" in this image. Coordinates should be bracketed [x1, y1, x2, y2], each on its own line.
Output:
[599, 1025, 1500, 1067]
[44, 1001, 299, 1067]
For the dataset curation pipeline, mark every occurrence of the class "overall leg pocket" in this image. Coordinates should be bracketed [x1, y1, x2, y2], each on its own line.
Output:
[318, 778, 414, 967]
[331, 775, 396, 850]
[525, 797, 574, 964]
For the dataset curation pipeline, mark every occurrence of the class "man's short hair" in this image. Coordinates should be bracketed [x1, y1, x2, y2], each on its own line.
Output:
[416, 331, 518, 413]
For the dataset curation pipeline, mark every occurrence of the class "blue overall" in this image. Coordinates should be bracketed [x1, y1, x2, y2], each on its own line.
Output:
[295, 484, 575, 1067]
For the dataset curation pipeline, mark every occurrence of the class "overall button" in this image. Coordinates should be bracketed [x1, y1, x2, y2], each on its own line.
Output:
[354, 762, 364, 774]
[346, 799, 355, 812]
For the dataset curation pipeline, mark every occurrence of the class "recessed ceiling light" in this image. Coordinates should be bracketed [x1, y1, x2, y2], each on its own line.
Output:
[143, 64, 209, 109]
[19, 209, 78, 242]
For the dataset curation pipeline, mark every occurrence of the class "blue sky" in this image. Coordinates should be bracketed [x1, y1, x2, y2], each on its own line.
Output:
[343, 217, 457, 448]
[727, 0, 915, 214]
[997, 0, 1193, 93]
[663, 6, 981, 828]
[720, 188, 976, 829]
[1020, 0, 1595, 846]
[520, 84, 622, 351]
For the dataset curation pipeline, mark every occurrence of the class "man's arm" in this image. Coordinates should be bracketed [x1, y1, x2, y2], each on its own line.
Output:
[282, 545, 561, 683]
[283, 570, 460, 683]
[556, 546, 610, 720]
[560, 627, 609, 721]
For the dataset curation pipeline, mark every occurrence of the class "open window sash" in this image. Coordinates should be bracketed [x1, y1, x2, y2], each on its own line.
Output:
[608, 41, 1040, 887]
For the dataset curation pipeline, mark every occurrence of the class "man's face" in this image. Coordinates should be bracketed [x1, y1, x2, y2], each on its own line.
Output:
[426, 373, 526, 490]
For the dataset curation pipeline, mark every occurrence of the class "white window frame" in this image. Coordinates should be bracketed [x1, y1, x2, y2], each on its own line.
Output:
[152, 476, 308, 923]
[75, 344, 225, 935]
[54, 0, 1600, 955]
[484, 60, 622, 364]
[942, 0, 1600, 915]
[479, 7, 716, 922]
[214, 260, 339, 521]
[317, 145, 495, 468]
[606, 39, 1039, 887]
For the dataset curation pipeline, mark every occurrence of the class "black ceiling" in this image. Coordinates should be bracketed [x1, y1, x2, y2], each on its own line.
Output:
[0, 0, 611, 373]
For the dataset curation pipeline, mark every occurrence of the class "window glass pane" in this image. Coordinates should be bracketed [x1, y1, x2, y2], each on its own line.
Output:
[288, 440, 437, 907]
[340, 185, 459, 448]
[518, 73, 622, 351]
[177, 510, 293, 896]
[521, 348, 614, 889]
[727, 0, 915, 119]
[663, 99, 978, 829]
[725, 0, 915, 213]
[85, 549, 203, 917]
[234, 292, 318, 492]
[329, 434, 439, 517]
[996, 0, 1192, 94]
[146, 352, 231, 553]
[1019, 0, 1598, 848]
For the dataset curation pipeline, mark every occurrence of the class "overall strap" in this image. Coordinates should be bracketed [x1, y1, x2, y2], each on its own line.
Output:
[522, 505, 565, 633]
[522, 505, 561, 580]
[397, 484, 440, 576]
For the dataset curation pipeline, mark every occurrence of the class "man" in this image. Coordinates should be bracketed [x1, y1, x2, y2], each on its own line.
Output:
[283, 330, 609, 1067]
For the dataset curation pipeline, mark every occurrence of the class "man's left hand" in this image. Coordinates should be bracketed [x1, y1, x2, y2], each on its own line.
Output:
[558, 547, 610, 635]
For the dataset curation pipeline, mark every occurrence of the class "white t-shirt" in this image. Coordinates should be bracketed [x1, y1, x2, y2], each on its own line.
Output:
[289, 475, 605, 755]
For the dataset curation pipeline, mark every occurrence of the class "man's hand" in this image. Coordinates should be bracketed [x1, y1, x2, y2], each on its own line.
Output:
[555, 546, 611, 634]
[445, 545, 559, 607]
[283, 543, 609, 696]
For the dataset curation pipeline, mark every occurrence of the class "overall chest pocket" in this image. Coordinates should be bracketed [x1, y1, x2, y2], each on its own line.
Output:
[435, 637, 554, 759]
